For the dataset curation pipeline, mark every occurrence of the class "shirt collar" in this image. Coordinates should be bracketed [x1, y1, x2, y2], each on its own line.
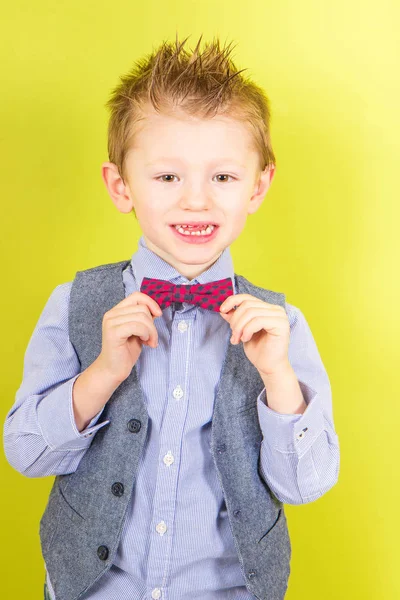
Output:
[130, 235, 236, 293]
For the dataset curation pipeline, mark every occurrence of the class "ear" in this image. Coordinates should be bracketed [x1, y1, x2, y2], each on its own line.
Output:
[101, 162, 134, 214]
[247, 165, 275, 215]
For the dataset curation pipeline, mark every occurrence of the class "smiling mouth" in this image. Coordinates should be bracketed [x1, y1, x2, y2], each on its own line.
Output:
[169, 223, 220, 242]
[172, 224, 217, 235]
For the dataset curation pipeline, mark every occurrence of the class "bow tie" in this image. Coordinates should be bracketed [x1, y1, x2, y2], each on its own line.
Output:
[140, 277, 234, 312]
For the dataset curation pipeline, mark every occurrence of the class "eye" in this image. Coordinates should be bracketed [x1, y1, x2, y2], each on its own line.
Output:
[214, 174, 235, 182]
[156, 174, 178, 182]
[156, 173, 236, 183]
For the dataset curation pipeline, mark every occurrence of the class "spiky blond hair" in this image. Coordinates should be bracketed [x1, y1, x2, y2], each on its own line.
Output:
[105, 34, 276, 185]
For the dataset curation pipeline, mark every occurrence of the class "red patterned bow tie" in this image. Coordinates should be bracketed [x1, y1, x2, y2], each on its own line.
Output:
[140, 277, 234, 312]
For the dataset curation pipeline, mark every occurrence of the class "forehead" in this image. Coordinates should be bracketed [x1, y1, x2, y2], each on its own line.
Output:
[126, 104, 257, 164]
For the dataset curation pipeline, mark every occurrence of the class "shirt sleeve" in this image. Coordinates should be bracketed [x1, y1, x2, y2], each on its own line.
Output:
[3, 283, 110, 478]
[257, 302, 340, 505]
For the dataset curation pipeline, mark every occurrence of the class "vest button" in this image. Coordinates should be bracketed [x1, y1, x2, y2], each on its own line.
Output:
[216, 443, 226, 453]
[248, 570, 257, 579]
[233, 509, 241, 517]
[127, 419, 141, 433]
[111, 482, 124, 497]
[97, 545, 109, 561]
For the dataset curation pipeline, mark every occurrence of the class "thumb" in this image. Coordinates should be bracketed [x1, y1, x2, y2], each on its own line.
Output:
[219, 311, 231, 321]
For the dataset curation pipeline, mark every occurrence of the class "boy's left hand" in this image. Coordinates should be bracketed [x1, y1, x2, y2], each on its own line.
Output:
[219, 294, 290, 376]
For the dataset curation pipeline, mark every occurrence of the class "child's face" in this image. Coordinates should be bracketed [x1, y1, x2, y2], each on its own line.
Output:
[102, 104, 274, 280]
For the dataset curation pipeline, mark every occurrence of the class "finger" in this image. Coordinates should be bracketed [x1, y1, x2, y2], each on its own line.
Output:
[106, 310, 157, 327]
[112, 291, 162, 317]
[219, 294, 251, 313]
[106, 304, 157, 320]
[220, 296, 278, 314]
[229, 308, 273, 342]
[239, 318, 264, 343]
[239, 315, 286, 342]
[114, 320, 158, 346]
[110, 313, 159, 346]
[224, 303, 267, 331]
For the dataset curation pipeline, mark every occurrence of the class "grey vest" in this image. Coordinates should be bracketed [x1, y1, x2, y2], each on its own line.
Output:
[39, 260, 291, 600]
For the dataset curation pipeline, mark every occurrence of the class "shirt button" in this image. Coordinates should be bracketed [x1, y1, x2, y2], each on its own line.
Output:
[295, 427, 308, 441]
[151, 589, 162, 599]
[173, 385, 184, 400]
[163, 451, 174, 466]
[178, 320, 188, 332]
[156, 521, 167, 536]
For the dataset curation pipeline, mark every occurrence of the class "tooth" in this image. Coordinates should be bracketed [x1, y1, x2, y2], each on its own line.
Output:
[175, 224, 215, 235]
[175, 224, 214, 235]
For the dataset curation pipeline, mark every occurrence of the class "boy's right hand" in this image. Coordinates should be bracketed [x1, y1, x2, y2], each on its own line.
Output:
[96, 292, 162, 384]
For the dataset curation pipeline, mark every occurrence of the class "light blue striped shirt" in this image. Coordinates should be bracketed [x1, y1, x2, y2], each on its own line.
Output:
[4, 236, 339, 599]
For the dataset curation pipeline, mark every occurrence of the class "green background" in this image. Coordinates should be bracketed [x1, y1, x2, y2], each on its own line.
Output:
[1, 0, 399, 598]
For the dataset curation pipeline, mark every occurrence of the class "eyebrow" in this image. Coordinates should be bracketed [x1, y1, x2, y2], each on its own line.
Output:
[145, 157, 246, 169]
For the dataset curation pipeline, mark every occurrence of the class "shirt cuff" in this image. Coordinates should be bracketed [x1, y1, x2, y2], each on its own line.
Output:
[257, 380, 325, 455]
[36, 373, 110, 451]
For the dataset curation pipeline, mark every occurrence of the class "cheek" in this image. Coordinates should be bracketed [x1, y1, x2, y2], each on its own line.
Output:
[229, 205, 249, 229]
[134, 195, 164, 220]
[132, 205, 159, 231]
[233, 217, 247, 235]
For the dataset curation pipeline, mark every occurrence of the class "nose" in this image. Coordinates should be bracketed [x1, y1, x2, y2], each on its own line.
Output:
[178, 183, 213, 210]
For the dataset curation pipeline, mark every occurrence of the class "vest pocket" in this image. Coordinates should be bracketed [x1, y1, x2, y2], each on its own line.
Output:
[57, 483, 87, 527]
[39, 481, 87, 558]
[257, 507, 283, 546]
[40, 491, 59, 556]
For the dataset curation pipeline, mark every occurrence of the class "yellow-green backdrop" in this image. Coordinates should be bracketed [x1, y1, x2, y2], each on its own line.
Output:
[1, 1, 399, 598]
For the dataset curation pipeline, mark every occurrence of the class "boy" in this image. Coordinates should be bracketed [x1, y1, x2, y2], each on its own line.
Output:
[4, 35, 340, 600]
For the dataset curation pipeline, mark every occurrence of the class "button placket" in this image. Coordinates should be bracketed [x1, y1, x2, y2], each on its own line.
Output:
[145, 310, 193, 586]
